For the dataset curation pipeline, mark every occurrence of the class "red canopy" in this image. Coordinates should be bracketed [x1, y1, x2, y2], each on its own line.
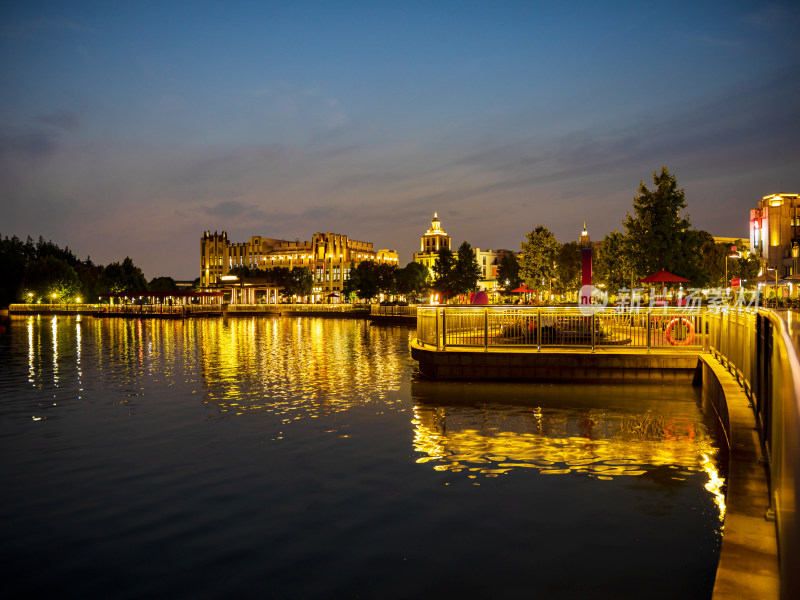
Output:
[510, 285, 536, 293]
[638, 270, 690, 284]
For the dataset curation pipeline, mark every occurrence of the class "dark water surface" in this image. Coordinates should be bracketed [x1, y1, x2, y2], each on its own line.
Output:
[0, 315, 724, 599]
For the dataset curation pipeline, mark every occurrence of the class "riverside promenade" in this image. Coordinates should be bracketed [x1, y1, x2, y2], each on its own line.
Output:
[7, 303, 416, 323]
[410, 305, 798, 600]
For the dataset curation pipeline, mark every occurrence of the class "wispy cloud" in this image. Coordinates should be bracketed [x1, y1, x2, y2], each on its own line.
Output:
[35, 109, 81, 132]
[0, 17, 92, 40]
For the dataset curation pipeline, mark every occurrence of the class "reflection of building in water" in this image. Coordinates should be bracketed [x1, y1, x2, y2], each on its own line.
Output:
[412, 403, 725, 521]
[194, 318, 406, 422]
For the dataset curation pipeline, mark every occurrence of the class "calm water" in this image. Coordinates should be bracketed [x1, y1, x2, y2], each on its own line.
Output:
[0, 315, 725, 599]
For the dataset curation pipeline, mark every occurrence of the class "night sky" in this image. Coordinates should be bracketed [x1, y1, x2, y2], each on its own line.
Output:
[2, 1, 798, 280]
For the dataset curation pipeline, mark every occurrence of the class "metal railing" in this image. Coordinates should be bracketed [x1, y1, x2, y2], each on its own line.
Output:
[9, 303, 102, 313]
[707, 308, 800, 600]
[370, 304, 419, 317]
[416, 306, 706, 351]
[277, 303, 368, 313]
[226, 304, 281, 312]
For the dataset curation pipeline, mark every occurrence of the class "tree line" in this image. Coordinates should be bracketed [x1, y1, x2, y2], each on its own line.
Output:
[0, 235, 157, 307]
[229, 261, 432, 302]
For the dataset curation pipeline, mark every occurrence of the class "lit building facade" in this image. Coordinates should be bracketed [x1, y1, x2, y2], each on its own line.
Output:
[201, 231, 398, 298]
[413, 213, 451, 279]
[473, 248, 515, 292]
[749, 193, 800, 277]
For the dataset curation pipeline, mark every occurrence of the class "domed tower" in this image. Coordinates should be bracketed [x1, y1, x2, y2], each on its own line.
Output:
[413, 213, 452, 278]
[420, 213, 451, 254]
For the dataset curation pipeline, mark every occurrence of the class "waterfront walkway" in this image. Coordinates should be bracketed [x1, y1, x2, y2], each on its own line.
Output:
[410, 305, 800, 600]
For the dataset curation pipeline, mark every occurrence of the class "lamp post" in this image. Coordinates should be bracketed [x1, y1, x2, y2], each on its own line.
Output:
[793, 242, 799, 276]
[767, 267, 779, 305]
[725, 246, 740, 299]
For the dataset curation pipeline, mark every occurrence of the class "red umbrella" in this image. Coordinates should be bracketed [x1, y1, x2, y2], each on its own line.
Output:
[470, 290, 490, 305]
[638, 270, 690, 284]
[510, 285, 536, 293]
[638, 270, 690, 299]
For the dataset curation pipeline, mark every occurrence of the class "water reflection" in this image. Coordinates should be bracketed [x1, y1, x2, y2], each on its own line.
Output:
[197, 317, 408, 422]
[5, 315, 725, 598]
[51, 316, 58, 386]
[20, 316, 410, 426]
[411, 380, 725, 522]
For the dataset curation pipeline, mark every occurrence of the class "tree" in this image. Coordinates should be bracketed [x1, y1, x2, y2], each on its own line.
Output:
[395, 261, 429, 300]
[731, 241, 761, 286]
[0, 235, 35, 306]
[375, 262, 398, 297]
[149, 276, 178, 291]
[345, 260, 381, 300]
[594, 231, 630, 292]
[695, 231, 728, 287]
[622, 167, 701, 281]
[432, 247, 456, 298]
[519, 225, 559, 296]
[496, 253, 522, 292]
[22, 256, 81, 302]
[228, 265, 261, 278]
[98, 257, 148, 294]
[284, 267, 313, 298]
[75, 258, 103, 302]
[555, 241, 582, 295]
[452, 241, 482, 295]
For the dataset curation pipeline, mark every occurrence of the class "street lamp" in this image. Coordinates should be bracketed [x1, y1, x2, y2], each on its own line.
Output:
[793, 242, 799, 276]
[767, 267, 779, 305]
[725, 246, 740, 298]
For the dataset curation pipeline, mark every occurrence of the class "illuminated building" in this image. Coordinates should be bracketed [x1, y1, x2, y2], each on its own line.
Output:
[473, 248, 515, 292]
[200, 231, 398, 298]
[413, 213, 451, 279]
[750, 193, 800, 276]
[412, 213, 513, 291]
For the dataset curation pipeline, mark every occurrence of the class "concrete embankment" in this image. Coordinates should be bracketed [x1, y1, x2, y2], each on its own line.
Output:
[410, 341, 700, 383]
[699, 355, 780, 600]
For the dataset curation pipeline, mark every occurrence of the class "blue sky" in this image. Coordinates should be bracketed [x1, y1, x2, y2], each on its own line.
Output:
[1, 1, 798, 279]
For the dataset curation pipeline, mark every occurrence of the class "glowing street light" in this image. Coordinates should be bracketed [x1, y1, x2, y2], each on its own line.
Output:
[725, 246, 740, 297]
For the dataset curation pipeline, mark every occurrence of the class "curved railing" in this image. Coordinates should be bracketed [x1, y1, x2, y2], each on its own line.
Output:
[416, 305, 706, 351]
[703, 308, 799, 600]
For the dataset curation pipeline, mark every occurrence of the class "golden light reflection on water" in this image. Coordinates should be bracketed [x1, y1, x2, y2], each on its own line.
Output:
[196, 317, 408, 422]
[412, 401, 726, 522]
[51, 316, 58, 385]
